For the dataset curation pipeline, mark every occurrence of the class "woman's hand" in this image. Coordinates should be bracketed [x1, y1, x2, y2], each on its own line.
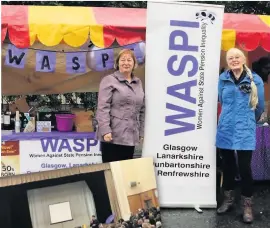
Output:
[259, 112, 267, 122]
[140, 137, 144, 144]
[104, 133, 113, 142]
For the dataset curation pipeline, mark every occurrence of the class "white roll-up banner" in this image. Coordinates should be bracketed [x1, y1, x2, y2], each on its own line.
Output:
[143, 1, 224, 208]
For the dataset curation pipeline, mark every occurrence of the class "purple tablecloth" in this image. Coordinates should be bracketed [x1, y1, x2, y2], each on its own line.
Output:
[251, 126, 270, 180]
[1, 131, 96, 142]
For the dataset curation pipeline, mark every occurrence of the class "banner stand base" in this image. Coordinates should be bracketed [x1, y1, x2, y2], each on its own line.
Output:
[194, 205, 203, 213]
[160, 202, 217, 210]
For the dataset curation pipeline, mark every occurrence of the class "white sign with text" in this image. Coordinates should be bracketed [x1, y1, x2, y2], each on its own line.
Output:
[143, 1, 224, 208]
[0, 138, 102, 177]
[20, 138, 102, 173]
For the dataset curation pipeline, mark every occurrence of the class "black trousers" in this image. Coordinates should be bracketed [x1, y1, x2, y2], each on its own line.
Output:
[220, 149, 253, 197]
[101, 142, 135, 163]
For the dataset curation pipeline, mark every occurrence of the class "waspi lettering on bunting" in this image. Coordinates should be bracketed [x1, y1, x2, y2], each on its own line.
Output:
[4, 43, 145, 74]
[36, 51, 56, 72]
[66, 52, 86, 74]
[5, 44, 28, 69]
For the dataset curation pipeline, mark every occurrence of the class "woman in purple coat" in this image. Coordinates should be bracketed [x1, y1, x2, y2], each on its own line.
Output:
[96, 49, 145, 162]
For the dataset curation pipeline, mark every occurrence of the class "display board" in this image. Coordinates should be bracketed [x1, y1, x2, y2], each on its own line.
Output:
[49, 201, 73, 224]
[143, 1, 224, 208]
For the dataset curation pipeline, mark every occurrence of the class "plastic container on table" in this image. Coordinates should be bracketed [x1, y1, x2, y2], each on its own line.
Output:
[55, 114, 75, 132]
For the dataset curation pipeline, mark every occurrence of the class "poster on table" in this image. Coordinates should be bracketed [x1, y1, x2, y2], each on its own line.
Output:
[143, 1, 224, 208]
[1, 138, 102, 177]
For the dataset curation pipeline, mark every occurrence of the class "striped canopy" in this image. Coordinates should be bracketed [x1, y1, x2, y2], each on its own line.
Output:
[2, 5, 270, 51]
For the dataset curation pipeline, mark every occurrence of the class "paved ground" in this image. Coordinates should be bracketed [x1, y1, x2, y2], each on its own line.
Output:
[160, 182, 270, 228]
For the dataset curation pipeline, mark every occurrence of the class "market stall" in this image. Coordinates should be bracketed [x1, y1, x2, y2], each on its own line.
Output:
[1, 5, 270, 179]
[1, 5, 270, 95]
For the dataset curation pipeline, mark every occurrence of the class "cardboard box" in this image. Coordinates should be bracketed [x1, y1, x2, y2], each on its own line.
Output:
[71, 109, 94, 132]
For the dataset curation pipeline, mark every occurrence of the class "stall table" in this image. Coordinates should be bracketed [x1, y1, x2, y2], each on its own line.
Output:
[1, 127, 269, 180]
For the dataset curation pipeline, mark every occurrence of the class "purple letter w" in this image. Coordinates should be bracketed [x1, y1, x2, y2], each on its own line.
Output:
[165, 103, 195, 136]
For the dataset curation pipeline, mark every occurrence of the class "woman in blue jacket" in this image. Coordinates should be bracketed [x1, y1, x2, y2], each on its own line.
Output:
[216, 48, 265, 223]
